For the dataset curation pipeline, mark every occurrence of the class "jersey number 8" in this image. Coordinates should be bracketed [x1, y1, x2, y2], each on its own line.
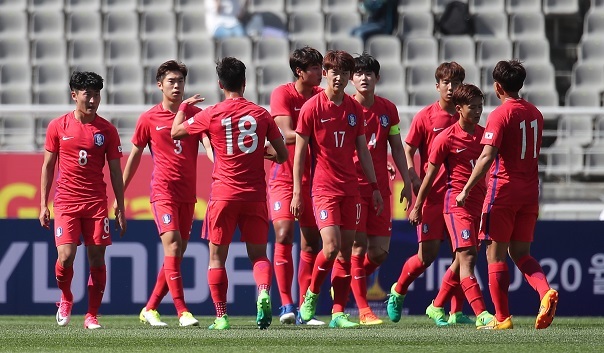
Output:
[221, 115, 258, 155]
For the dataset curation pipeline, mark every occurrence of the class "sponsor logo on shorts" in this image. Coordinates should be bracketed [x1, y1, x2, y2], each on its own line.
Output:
[93, 133, 105, 147]
[274, 201, 281, 211]
[55, 227, 63, 238]
[162, 214, 172, 225]
[348, 114, 357, 127]
[380, 114, 389, 127]
[461, 229, 470, 240]
[319, 210, 328, 220]
[422, 223, 429, 234]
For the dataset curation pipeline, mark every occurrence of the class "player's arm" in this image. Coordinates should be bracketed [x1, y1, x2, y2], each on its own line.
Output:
[108, 158, 127, 237]
[39, 150, 57, 229]
[112, 143, 144, 211]
[388, 130, 412, 208]
[269, 136, 288, 164]
[290, 133, 309, 218]
[356, 134, 384, 216]
[456, 144, 498, 206]
[408, 161, 440, 226]
[171, 94, 204, 140]
[201, 133, 214, 163]
[404, 142, 422, 196]
[274, 115, 296, 145]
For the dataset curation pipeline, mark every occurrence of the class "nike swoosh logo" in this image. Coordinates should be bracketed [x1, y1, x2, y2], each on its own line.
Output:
[433, 127, 444, 132]
[170, 276, 182, 280]
[294, 107, 301, 111]
[456, 148, 467, 153]
[101, 235, 110, 239]
[353, 276, 365, 280]
[156, 126, 169, 130]
[275, 261, 287, 266]
[320, 119, 330, 123]
[317, 266, 327, 271]
[62, 136, 74, 140]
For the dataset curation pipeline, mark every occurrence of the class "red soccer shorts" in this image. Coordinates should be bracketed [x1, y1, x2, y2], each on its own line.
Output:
[202, 200, 269, 245]
[356, 193, 392, 237]
[151, 200, 195, 240]
[312, 194, 360, 231]
[416, 200, 448, 242]
[53, 201, 111, 247]
[268, 182, 316, 228]
[444, 212, 479, 251]
[479, 202, 538, 243]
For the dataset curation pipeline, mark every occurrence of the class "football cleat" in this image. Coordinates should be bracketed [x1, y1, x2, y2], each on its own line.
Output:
[477, 315, 513, 330]
[425, 302, 449, 327]
[84, 314, 102, 329]
[448, 311, 475, 325]
[296, 311, 325, 326]
[140, 307, 168, 327]
[256, 289, 272, 329]
[329, 312, 360, 328]
[386, 283, 405, 323]
[56, 299, 73, 327]
[208, 315, 230, 330]
[475, 311, 494, 327]
[178, 312, 199, 327]
[299, 289, 319, 322]
[279, 304, 296, 325]
[535, 289, 558, 329]
[359, 309, 383, 326]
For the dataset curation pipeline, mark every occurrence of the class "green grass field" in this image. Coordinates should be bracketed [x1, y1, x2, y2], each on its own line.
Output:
[0, 316, 603, 353]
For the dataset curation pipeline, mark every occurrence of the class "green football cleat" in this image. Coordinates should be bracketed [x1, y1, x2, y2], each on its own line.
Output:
[329, 312, 360, 328]
[425, 302, 449, 327]
[299, 288, 319, 322]
[208, 315, 230, 330]
[256, 289, 272, 330]
[386, 283, 405, 323]
[476, 311, 495, 327]
[448, 311, 475, 325]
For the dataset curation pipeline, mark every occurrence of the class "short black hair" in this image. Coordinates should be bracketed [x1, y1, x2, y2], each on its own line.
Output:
[354, 52, 380, 76]
[216, 57, 246, 92]
[69, 71, 104, 91]
[156, 60, 188, 83]
[492, 60, 526, 93]
[290, 46, 323, 78]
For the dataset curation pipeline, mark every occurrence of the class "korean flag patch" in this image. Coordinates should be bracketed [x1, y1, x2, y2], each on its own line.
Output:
[484, 132, 494, 139]
[347, 114, 357, 127]
[380, 115, 389, 128]
[162, 214, 172, 225]
[274, 201, 281, 211]
[56, 227, 63, 238]
[320, 210, 328, 220]
[461, 229, 470, 240]
[94, 133, 105, 147]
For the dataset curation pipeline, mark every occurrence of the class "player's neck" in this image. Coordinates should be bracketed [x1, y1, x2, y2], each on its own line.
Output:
[162, 99, 181, 114]
[354, 91, 375, 108]
[73, 109, 95, 123]
[501, 91, 520, 103]
[325, 87, 345, 105]
[438, 99, 456, 115]
[223, 90, 244, 100]
[458, 119, 476, 134]
[295, 79, 315, 99]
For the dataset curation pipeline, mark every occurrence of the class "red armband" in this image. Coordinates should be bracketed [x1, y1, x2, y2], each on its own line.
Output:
[178, 102, 189, 113]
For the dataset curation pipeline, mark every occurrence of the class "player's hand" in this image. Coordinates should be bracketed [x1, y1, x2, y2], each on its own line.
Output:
[411, 176, 422, 196]
[399, 182, 412, 211]
[387, 162, 396, 180]
[372, 189, 384, 216]
[290, 192, 303, 218]
[183, 94, 205, 106]
[115, 207, 127, 237]
[455, 190, 468, 207]
[112, 199, 118, 214]
[39, 206, 50, 229]
[264, 145, 278, 162]
[408, 207, 422, 226]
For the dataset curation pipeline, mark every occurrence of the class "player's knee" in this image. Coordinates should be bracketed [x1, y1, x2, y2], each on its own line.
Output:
[367, 249, 388, 265]
[322, 245, 339, 261]
[275, 231, 294, 244]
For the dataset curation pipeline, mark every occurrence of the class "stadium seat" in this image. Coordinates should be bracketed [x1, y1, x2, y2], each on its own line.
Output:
[187, 63, 222, 105]
[481, 64, 496, 92]
[396, 12, 434, 40]
[433, 0, 468, 15]
[583, 11, 604, 38]
[0, 63, 32, 91]
[463, 65, 480, 86]
[101, 0, 137, 13]
[584, 145, 604, 179]
[0, 0, 26, 11]
[177, 11, 209, 40]
[108, 89, 145, 105]
[473, 12, 508, 40]
[31, 38, 67, 66]
[68, 39, 105, 66]
[366, 35, 402, 64]
[571, 62, 604, 90]
[398, 0, 431, 13]
[514, 38, 551, 64]
[107, 64, 144, 92]
[523, 63, 556, 91]
[375, 62, 405, 93]
[254, 37, 290, 66]
[141, 11, 176, 40]
[406, 65, 436, 93]
[174, 0, 204, 13]
[510, 13, 546, 41]
[257, 91, 272, 105]
[556, 114, 594, 147]
[592, 0, 604, 12]
[285, 0, 321, 14]
[506, 0, 541, 14]
[0, 115, 35, 151]
[66, 12, 102, 40]
[543, 0, 579, 15]
[409, 89, 438, 106]
[288, 12, 324, 42]
[65, 0, 100, 12]
[484, 91, 500, 106]
[325, 13, 361, 42]
[0, 39, 30, 65]
[29, 11, 64, 39]
[524, 90, 560, 107]
[105, 39, 141, 65]
[34, 89, 71, 104]
[142, 39, 178, 68]
[323, 0, 358, 14]
[469, 0, 504, 14]
[216, 37, 253, 67]
[178, 37, 215, 64]
[145, 89, 164, 105]
[565, 88, 601, 106]
[28, 0, 63, 11]
[290, 38, 326, 55]
[439, 36, 475, 67]
[0, 89, 32, 104]
[257, 64, 293, 98]
[103, 11, 139, 40]
[402, 37, 438, 68]
[327, 37, 364, 56]
[578, 38, 604, 63]
[542, 145, 584, 179]
[376, 89, 408, 107]
[476, 38, 512, 69]
[249, 0, 285, 13]
[110, 115, 139, 151]
[33, 63, 69, 92]
[139, 0, 175, 12]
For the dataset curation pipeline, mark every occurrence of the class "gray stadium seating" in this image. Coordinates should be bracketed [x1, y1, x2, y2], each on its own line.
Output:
[325, 13, 361, 42]
[28, 0, 63, 11]
[66, 11, 102, 40]
[366, 35, 402, 64]
[31, 38, 67, 66]
[101, 0, 137, 13]
[105, 38, 141, 65]
[178, 37, 215, 64]
[473, 12, 508, 40]
[0, 0, 26, 11]
[402, 37, 438, 68]
[217, 37, 253, 67]
[406, 65, 436, 93]
[565, 88, 601, 106]
[398, 0, 431, 13]
[142, 39, 178, 68]
[139, 0, 175, 12]
[571, 62, 604, 90]
[178, 11, 209, 40]
[66, 0, 101, 12]
[174, 0, 204, 13]
[510, 13, 546, 41]
[254, 37, 290, 66]
[323, 0, 357, 14]
[397, 12, 434, 40]
[249, 0, 285, 13]
[288, 12, 324, 42]
[140, 12, 176, 40]
[543, 0, 579, 15]
[327, 37, 364, 56]
[514, 38, 551, 64]
[29, 11, 64, 40]
[469, 0, 504, 14]
[578, 38, 604, 63]
[506, 0, 541, 14]
[476, 38, 512, 69]
[103, 11, 139, 39]
[68, 39, 105, 66]
[584, 11, 604, 38]
[0, 39, 30, 65]
[439, 36, 475, 67]
[285, 0, 320, 14]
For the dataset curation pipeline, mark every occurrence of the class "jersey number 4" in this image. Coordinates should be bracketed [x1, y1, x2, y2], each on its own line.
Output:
[221, 115, 258, 155]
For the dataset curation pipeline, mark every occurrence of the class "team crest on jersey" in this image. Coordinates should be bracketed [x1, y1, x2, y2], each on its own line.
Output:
[484, 132, 494, 139]
[319, 210, 328, 220]
[162, 214, 172, 225]
[274, 201, 281, 211]
[93, 133, 105, 147]
[422, 224, 429, 234]
[347, 114, 357, 127]
[461, 229, 470, 240]
[380, 115, 389, 127]
[55, 227, 63, 238]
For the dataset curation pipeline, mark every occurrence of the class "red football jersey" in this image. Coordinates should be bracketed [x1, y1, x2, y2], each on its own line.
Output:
[430, 123, 486, 216]
[405, 101, 459, 203]
[481, 98, 543, 205]
[183, 97, 281, 202]
[268, 82, 322, 185]
[353, 95, 400, 197]
[296, 91, 366, 197]
[45, 112, 122, 205]
[132, 103, 203, 203]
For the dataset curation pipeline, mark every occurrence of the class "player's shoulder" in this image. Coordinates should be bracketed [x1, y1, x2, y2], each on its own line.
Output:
[94, 114, 118, 130]
[412, 101, 438, 120]
[475, 124, 485, 135]
[273, 82, 295, 97]
[300, 91, 323, 111]
[48, 112, 70, 128]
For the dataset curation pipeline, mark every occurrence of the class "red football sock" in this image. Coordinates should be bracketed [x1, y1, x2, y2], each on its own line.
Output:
[515, 255, 550, 299]
[253, 257, 272, 292]
[350, 255, 369, 310]
[434, 268, 460, 308]
[331, 259, 352, 314]
[164, 256, 187, 316]
[55, 261, 74, 302]
[146, 264, 169, 310]
[87, 265, 106, 316]
[273, 243, 294, 305]
[208, 267, 228, 317]
[488, 262, 510, 322]
[309, 251, 334, 294]
[363, 255, 380, 276]
[450, 285, 466, 313]
[461, 276, 486, 316]
[395, 255, 427, 294]
[298, 251, 316, 305]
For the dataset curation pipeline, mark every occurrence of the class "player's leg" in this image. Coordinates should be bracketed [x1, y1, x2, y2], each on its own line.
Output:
[297, 225, 324, 325]
[272, 219, 296, 323]
[53, 206, 79, 327]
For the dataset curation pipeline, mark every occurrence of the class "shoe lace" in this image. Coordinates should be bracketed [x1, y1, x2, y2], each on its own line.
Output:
[56, 301, 72, 317]
[336, 313, 351, 322]
[148, 309, 161, 320]
[386, 293, 403, 308]
[85, 315, 99, 325]
[362, 312, 379, 321]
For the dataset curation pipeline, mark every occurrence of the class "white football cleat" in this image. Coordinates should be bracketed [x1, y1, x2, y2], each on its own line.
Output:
[56, 300, 73, 326]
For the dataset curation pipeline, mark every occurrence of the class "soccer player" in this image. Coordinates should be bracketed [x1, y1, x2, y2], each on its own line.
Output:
[120, 60, 201, 327]
[171, 57, 288, 330]
[408, 84, 494, 328]
[349, 53, 412, 325]
[387, 62, 471, 326]
[268, 46, 326, 325]
[39, 71, 126, 329]
[456, 60, 558, 330]
[291, 50, 384, 329]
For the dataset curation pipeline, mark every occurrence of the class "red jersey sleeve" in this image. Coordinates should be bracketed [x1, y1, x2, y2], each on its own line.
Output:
[429, 132, 450, 166]
[270, 85, 292, 118]
[481, 110, 504, 148]
[131, 113, 150, 148]
[184, 109, 210, 136]
[266, 111, 282, 141]
[45, 119, 59, 153]
[355, 103, 366, 137]
[296, 103, 313, 137]
[106, 125, 123, 161]
[405, 111, 426, 147]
